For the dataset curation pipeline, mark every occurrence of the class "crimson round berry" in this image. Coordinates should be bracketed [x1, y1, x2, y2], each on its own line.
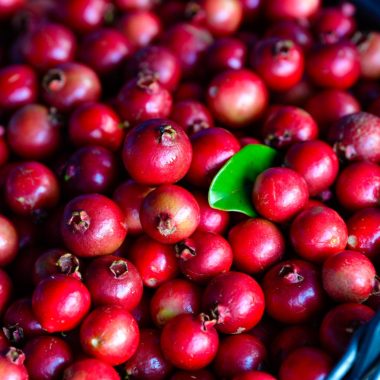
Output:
[160, 313, 219, 371]
[0, 269, 12, 316]
[252, 167, 309, 223]
[5, 161, 60, 216]
[61, 194, 127, 257]
[7, 104, 61, 160]
[0, 0, 25, 18]
[357, 32, 380, 79]
[140, 184, 200, 244]
[322, 250, 377, 303]
[84, 255, 143, 310]
[264, 0, 320, 20]
[0, 348, 28, 380]
[114, 0, 156, 11]
[63, 358, 120, 380]
[262, 259, 325, 324]
[0, 215, 18, 267]
[202, 271, 265, 334]
[32, 274, 91, 333]
[207, 69, 268, 128]
[80, 305, 140, 366]
[290, 206, 348, 262]
[122, 118, 192, 185]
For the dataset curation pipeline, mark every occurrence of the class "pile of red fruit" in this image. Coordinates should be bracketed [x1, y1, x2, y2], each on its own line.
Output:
[0, 0, 379, 379]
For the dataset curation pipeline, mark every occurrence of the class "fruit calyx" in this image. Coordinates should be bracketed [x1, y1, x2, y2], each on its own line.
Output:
[3, 325, 24, 346]
[158, 124, 177, 146]
[42, 69, 66, 93]
[279, 264, 304, 283]
[175, 239, 196, 261]
[137, 72, 159, 94]
[57, 253, 81, 279]
[156, 213, 176, 236]
[5, 347, 25, 365]
[273, 40, 294, 57]
[67, 210, 91, 233]
[109, 260, 129, 279]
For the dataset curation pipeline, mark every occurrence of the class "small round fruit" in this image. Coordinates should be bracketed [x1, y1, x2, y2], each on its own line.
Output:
[0, 215, 18, 266]
[63, 358, 120, 380]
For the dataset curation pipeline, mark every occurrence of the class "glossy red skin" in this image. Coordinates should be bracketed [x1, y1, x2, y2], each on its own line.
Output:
[335, 161, 380, 211]
[32, 274, 91, 333]
[68, 102, 124, 151]
[160, 313, 219, 370]
[7, 104, 61, 160]
[290, 206, 348, 262]
[125, 328, 173, 380]
[3, 298, 43, 339]
[284, 140, 339, 196]
[193, 192, 229, 234]
[171, 370, 215, 380]
[264, 0, 320, 20]
[0, 348, 28, 380]
[122, 118, 192, 185]
[114, 0, 156, 11]
[113, 180, 154, 235]
[42, 62, 101, 112]
[252, 167, 309, 223]
[252, 38, 304, 91]
[170, 100, 214, 135]
[279, 347, 333, 380]
[0, 0, 24, 18]
[150, 278, 201, 327]
[347, 208, 380, 260]
[80, 305, 140, 366]
[124, 46, 181, 92]
[0, 130, 8, 167]
[0, 269, 12, 316]
[233, 371, 276, 380]
[0, 215, 18, 266]
[322, 250, 376, 303]
[131, 292, 153, 328]
[270, 325, 319, 366]
[306, 41, 360, 90]
[24, 336, 73, 380]
[129, 235, 178, 288]
[55, 0, 108, 33]
[186, 127, 240, 188]
[176, 230, 233, 283]
[63, 358, 120, 380]
[328, 112, 380, 163]
[358, 32, 380, 79]
[262, 259, 326, 324]
[207, 69, 268, 128]
[262, 106, 318, 149]
[228, 218, 285, 274]
[60, 145, 118, 195]
[5, 161, 60, 216]
[161, 23, 213, 77]
[61, 194, 127, 257]
[320, 303, 375, 357]
[140, 184, 200, 244]
[78, 28, 132, 74]
[21, 23, 76, 71]
[206, 37, 247, 73]
[84, 255, 143, 310]
[0, 64, 37, 110]
[117, 10, 161, 49]
[213, 334, 266, 378]
[202, 271, 265, 334]
[117, 76, 172, 127]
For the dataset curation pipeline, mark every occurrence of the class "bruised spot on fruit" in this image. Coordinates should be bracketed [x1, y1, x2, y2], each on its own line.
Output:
[109, 260, 129, 279]
[67, 210, 90, 233]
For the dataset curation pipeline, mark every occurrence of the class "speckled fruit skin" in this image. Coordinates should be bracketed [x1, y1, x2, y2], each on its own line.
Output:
[160, 313, 219, 371]
[202, 271, 265, 334]
[61, 194, 127, 257]
[80, 305, 140, 366]
[122, 118, 192, 185]
[140, 184, 200, 244]
[63, 358, 120, 380]
[261, 259, 325, 324]
[290, 206, 348, 262]
[32, 274, 91, 333]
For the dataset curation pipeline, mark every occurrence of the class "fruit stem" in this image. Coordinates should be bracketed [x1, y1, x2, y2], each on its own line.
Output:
[199, 313, 217, 332]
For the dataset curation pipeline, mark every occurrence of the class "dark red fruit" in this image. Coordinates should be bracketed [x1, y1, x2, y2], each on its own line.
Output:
[63, 358, 120, 380]
[175, 230, 233, 283]
[264, 0, 320, 21]
[160, 313, 219, 370]
[129, 235, 178, 288]
[32, 274, 91, 332]
[202, 271, 265, 334]
[0, 269, 12, 316]
[232, 372, 276, 380]
[170, 369, 215, 380]
[0, 0, 25, 19]
[213, 334, 266, 378]
[114, 0, 156, 11]
[150, 278, 201, 327]
[0, 347, 28, 380]
[140, 184, 200, 244]
[24, 336, 73, 380]
[7, 104, 61, 160]
[279, 347, 333, 380]
[206, 69, 268, 128]
[80, 305, 139, 366]
[124, 328, 173, 380]
[0, 215, 18, 267]
[61, 194, 127, 257]
[262, 259, 325, 324]
[42, 62, 101, 112]
[357, 32, 380, 79]
[228, 218, 285, 274]
[252, 167, 309, 223]
[122, 118, 192, 185]
[84, 255, 143, 310]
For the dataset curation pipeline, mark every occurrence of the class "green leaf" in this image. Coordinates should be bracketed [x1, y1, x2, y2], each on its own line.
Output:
[208, 144, 279, 216]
